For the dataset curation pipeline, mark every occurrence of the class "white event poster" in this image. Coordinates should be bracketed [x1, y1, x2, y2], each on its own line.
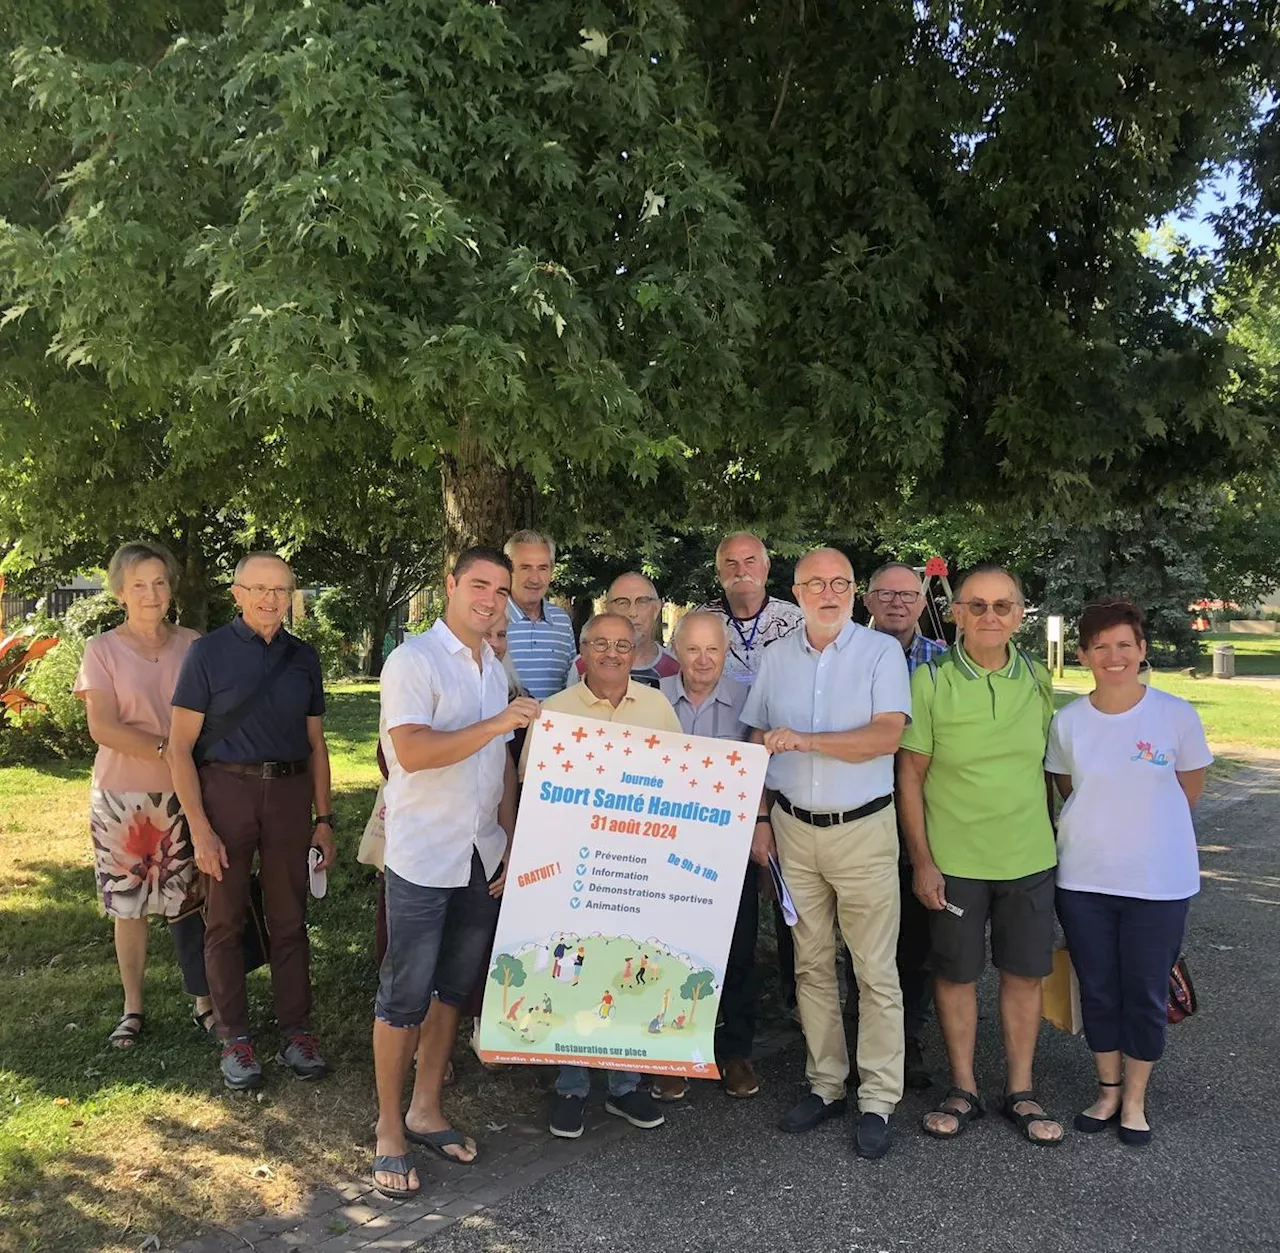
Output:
[477, 710, 768, 1079]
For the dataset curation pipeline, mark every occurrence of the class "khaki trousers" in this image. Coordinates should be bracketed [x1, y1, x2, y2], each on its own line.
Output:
[773, 801, 904, 1113]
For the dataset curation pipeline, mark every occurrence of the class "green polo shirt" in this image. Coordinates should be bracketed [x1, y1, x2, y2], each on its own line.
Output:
[900, 643, 1056, 881]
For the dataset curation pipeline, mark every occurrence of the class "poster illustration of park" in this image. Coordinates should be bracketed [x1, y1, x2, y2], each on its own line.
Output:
[476, 711, 768, 1079]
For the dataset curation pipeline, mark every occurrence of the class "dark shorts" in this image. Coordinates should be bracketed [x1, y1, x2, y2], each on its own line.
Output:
[375, 852, 501, 1029]
[929, 868, 1055, 984]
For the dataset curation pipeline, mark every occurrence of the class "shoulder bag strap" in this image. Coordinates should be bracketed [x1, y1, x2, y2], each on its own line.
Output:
[194, 638, 302, 764]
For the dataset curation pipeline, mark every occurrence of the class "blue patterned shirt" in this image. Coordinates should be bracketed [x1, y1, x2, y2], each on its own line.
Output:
[905, 631, 947, 675]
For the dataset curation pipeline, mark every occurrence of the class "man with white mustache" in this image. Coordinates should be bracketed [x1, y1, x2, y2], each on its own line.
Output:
[695, 533, 803, 686]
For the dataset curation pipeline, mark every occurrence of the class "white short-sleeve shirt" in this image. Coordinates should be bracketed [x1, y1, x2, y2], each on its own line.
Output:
[1046, 687, 1213, 900]
[380, 619, 511, 889]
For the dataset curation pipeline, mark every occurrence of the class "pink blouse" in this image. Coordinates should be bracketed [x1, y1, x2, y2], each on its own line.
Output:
[74, 627, 199, 792]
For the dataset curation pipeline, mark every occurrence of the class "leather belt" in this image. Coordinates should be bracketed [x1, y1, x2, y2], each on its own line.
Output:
[775, 792, 892, 829]
[206, 759, 309, 780]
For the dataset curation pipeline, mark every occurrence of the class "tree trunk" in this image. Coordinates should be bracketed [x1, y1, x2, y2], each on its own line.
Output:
[168, 522, 210, 631]
[366, 599, 392, 677]
[439, 431, 533, 573]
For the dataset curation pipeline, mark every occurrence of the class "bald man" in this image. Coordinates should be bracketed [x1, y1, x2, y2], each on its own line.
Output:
[573, 571, 681, 688]
[742, 548, 912, 1160]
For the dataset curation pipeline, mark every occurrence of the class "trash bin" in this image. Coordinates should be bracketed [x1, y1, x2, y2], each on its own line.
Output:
[1212, 644, 1235, 679]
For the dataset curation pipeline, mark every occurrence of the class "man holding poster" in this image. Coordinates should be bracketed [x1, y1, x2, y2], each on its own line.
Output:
[516, 612, 682, 1139]
[660, 611, 762, 1101]
[369, 547, 539, 1199]
[743, 548, 912, 1162]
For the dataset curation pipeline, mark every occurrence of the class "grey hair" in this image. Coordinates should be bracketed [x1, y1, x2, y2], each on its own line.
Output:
[606, 570, 660, 601]
[794, 546, 854, 583]
[670, 610, 732, 650]
[107, 541, 180, 597]
[866, 561, 920, 589]
[714, 531, 770, 570]
[578, 611, 633, 646]
[504, 529, 557, 564]
[233, 551, 295, 584]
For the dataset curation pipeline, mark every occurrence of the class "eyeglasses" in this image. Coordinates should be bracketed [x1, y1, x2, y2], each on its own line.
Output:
[954, 598, 1021, 618]
[235, 583, 294, 599]
[586, 638, 635, 655]
[607, 596, 658, 611]
[866, 589, 920, 606]
[798, 577, 853, 596]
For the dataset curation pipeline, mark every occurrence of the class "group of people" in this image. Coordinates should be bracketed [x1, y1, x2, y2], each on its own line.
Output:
[72, 528, 1211, 1200]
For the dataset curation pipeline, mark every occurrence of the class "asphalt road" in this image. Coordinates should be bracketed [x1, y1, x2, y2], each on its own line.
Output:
[424, 759, 1280, 1253]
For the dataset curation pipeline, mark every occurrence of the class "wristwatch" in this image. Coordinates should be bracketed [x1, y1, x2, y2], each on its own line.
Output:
[313, 813, 337, 829]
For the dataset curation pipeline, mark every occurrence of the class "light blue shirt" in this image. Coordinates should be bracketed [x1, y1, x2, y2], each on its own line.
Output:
[505, 598, 576, 700]
[742, 620, 912, 810]
[660, 673, 751, 743]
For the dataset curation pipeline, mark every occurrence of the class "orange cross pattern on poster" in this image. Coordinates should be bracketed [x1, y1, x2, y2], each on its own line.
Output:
[571, 727, 588, 742]
[562, 760, 574, 772]
[727, 751, 742, 765]
[645, 734, 660, 749]
[553, 743, 565, 754]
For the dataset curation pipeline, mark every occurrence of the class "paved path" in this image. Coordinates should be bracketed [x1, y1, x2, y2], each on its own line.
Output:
[176, 760, 1280, 1253]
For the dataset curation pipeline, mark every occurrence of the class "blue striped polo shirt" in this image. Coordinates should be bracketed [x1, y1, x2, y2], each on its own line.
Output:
[505, 598, 576, 699]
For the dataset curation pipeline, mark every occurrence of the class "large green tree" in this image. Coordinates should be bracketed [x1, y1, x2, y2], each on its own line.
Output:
[4, 0, 1280, 587]
[689, 0, 1278, 526]
[1, 0, 764, 567]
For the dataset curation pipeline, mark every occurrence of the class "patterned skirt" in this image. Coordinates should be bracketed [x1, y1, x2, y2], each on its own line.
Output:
[89, 789, 199, 919]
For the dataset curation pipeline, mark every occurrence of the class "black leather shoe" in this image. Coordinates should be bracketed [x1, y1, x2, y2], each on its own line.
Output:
[777, 1092, 846, 1133]
[854, 1112, 894, 1160]
[904, 1038, 932, 1090]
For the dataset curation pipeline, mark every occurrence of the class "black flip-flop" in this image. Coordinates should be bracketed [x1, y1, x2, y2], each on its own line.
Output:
[405, 1125, 478, 1165]
[371, 1152, 419, 1200]
[1003, 1090, 1064, 1147]
[108, 1012, 143, 1049]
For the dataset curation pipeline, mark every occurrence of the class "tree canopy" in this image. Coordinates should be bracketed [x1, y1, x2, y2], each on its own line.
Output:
[2, 1, 1279, 624]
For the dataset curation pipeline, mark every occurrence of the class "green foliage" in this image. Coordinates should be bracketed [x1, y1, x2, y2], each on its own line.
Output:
[290, 612, 355, 683]
[1028, 503, 1211, 668]
[21, 633, 86, 732]
[311, 586, 371, 645]
[61, 590, 124, 639]
[0, 632, 92, 763]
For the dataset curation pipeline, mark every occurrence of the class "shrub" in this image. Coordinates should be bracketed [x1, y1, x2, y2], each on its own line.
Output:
[62, 591, 125, 638]
[0, 633, 94, 763]
[291, 613, 354, 682]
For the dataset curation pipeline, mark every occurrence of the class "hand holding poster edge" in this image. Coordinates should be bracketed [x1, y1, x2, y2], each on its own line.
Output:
[476, 711, 769, 1079]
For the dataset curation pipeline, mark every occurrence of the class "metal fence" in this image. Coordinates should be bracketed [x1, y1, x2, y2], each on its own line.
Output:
[1, 587, 98, 627]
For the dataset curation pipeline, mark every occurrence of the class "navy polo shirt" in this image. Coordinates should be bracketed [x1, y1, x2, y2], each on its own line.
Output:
[172, 617, 325, 763]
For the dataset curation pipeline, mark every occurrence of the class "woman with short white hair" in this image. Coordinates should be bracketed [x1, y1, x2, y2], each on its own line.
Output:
[74, 541, 209, 1048]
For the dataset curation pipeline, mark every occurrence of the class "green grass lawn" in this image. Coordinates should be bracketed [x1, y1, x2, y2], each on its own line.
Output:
[1052, 662, 1280, 752]
[1196, 631, 1280, 675]
[0, 682, 551, 1253]
[2, 661, 1275, 1253]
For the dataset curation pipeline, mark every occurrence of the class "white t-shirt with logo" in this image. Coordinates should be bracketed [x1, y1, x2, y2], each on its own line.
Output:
[1045, 687, 1213, 900]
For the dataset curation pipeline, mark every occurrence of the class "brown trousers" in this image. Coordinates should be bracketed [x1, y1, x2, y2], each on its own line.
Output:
[200, 766, 313, 1041]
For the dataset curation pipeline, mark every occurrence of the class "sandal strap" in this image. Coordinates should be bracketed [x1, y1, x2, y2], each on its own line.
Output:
[940, 1086, 983, 1112]
[1097, 1080, 1122, 1087]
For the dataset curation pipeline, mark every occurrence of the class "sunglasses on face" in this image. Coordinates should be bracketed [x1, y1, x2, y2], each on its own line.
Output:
[954, 598, 1020, 618]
